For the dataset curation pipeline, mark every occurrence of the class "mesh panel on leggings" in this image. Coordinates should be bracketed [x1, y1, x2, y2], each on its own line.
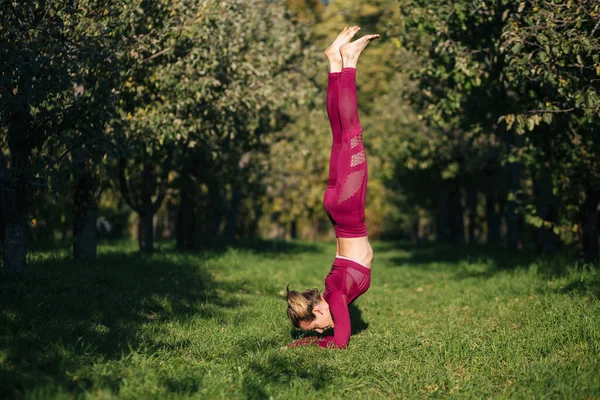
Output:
[350, 135, 362, 149]
[350, 150, 366, 167]
[345, 271, 353, 295]
[338, 169, 365, 204]
[345, 267, 369, 300]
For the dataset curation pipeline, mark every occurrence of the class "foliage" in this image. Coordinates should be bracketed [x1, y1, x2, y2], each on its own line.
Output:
[500, 0, 600, 235]
[384, 0, 600, 253]
[264, 107, 331, 234]
[0, 0, 118, 186]
[2, 0, 599, 260]
[1, 0, 317, 257]
[0, 0, 122, 267]
[113, 0, 314, 246]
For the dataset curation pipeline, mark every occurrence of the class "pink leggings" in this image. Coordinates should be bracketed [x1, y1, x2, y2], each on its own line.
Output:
[323, 68, 368, 238]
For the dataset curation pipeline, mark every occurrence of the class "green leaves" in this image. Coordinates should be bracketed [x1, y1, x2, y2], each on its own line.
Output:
[390, 0, 600, 249]
[529, 215, 544, 229]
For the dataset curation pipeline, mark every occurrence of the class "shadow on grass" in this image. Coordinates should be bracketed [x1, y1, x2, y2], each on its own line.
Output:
[0, 251, 240, 398]
[387, 242, 537, 270]
[289, 303, 368, 340]
[230, 239, 323, 256]
[387, 241, 583, 274]
[244, 352, 336, 397]
[556, 267, 600, 298]
[384, 241, 598, 297]
[157, 239, 324, 260]
[161, 375, 202, 395]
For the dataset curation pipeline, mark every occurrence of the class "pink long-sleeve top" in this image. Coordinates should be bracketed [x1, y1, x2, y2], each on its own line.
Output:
[292, 256, 371, 349]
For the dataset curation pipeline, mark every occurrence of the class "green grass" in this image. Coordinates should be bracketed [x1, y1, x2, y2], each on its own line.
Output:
[1, 240, 599, 399]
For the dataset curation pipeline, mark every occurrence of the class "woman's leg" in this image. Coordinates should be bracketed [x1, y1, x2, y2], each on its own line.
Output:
[325, 72, 342, 190]
[323, 27, 361, 239]
[331, 68, 368, 237]
[327, 34, 379, 238]
[324, 27, 361, 188]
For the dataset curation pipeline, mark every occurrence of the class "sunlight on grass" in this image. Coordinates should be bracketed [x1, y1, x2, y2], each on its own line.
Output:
[1, 240, 599, 398]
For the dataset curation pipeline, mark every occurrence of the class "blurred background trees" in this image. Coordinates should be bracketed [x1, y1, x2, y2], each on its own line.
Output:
[1, 0, 599, 272]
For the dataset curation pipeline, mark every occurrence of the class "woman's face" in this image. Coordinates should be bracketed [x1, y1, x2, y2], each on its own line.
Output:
[299, 301, 334, 333]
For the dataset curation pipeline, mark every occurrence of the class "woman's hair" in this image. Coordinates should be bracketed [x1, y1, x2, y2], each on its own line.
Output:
[286, 284, 322, 329]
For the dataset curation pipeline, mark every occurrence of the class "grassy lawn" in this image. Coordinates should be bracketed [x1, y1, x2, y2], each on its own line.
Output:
[1, 240, 599, 399]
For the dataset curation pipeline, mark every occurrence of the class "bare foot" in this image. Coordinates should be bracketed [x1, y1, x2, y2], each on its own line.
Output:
[324, 26, 361, 72]
[340, 34, 380, 69]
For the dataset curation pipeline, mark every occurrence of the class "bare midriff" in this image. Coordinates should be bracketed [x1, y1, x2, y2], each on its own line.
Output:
[337, 236, 373, 269]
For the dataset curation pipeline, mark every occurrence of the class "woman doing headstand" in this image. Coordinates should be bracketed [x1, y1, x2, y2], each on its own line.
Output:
[286, 27, 379, 349]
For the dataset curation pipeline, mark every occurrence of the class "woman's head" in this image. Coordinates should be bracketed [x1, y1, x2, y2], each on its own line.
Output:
[286, 285, 334, 333]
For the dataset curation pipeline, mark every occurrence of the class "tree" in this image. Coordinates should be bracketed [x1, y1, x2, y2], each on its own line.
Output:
[111, 0, 314, 249]
[1, 2, 80, 271]
[501, 0, 600, 260]
[68, 0, 122, 259]
[391, 0, 599, 260]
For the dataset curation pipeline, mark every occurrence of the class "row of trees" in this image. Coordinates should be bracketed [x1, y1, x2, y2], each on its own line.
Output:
[274, 0, 599, 261]
[1, 0, 599, 272]
[1, 0, 315, 272]
[390, 0, 600, 261]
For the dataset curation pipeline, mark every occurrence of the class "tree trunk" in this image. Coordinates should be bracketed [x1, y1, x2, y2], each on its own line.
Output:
[505, 130, 524, 251]
[2, 133, 30, 273]
[465, 180, 479, 244]
[312, 214, 319, 240]
[448, 178, 465, 243]
[290, 219, 298, 240]
[506, 163, 523, 250]
[486, 191, 501, 244]
[534, 170, 559, 255]
[225, 186, 241, 241]
[0, 215, 5, 244]
[185, 211, 197, 250]
[0, 153, 7, 250]
[204, 180, 224, 247]
[410, 214, 419, 243]
[4, 218, 28, 273]
[176, 206, 185, 250]
[74, 206, 97, 260]
[436, 180, 450, 243]
[176, 178, 194, 250]
[580, 189, 600, 263]
[118, 154, 169, 253]
[138, 212, 154, 253]
[138, 161, 155, 253]
[248, 203, 262, 240]
[72, 146, 98, 260]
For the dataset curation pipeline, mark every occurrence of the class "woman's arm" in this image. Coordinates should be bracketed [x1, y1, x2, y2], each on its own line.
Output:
[288, 291, 350, 349]
[320, 291, 350, 348]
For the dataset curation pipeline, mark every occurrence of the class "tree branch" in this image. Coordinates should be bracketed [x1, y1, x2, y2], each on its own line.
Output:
[590, 17, 600, 38]
[151, 150, 172, 214]
[118, 157, 140, 212]
[141, 46, 174, 64]
[527, 108, 575, 114]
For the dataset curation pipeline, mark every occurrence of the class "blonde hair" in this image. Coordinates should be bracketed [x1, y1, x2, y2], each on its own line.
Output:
[286, 284, 321, 329]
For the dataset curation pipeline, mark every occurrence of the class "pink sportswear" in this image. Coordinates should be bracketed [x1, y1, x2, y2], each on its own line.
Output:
[292, 68, 371, 349]
[323, 68, 368, 238]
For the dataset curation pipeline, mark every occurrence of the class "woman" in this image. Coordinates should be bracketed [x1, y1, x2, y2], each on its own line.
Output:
[286, 26, 379, 349]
